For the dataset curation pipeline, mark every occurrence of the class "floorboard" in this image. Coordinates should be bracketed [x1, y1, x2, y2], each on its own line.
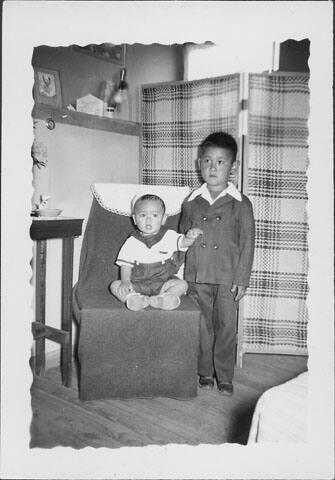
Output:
[30, 353, 308, 448]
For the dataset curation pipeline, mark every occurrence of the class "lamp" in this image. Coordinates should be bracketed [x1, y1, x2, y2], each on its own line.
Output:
[107, 68, 128, 113]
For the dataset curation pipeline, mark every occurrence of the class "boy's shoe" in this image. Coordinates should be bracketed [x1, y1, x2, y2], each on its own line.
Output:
[217, 381, 234, 396]
[126, 293, 150, 311]
[149, 293, 181, 310]
[199, 376, 215, 390]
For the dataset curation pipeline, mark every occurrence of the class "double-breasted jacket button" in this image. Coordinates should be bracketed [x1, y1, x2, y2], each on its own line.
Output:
[216, 216, 221, 221]
[201, 242, 206, 248]
[213, 244, 218, 249]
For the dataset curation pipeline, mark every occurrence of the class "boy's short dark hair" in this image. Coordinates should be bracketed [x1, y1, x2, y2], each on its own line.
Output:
[133, 194, 166, 214]
[199, 132, 238, 160]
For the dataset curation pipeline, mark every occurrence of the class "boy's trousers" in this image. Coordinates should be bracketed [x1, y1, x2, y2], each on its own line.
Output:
[188, 282, 238, 383]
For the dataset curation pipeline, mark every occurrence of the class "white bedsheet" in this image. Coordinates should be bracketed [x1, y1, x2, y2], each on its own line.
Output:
[248, 371, 308, 443]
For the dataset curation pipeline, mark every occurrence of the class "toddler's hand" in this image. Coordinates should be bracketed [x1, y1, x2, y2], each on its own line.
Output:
[181, 227, 203, 248]
[119, 281, 134, 297]
[186, 227, 203, 239]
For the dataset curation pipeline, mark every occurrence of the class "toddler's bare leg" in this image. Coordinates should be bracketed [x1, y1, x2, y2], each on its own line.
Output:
[109, 280, 129, 302]
[149, 279, 188, 310]
[159, 278, 188, 297]
[110, 280, 149, 311]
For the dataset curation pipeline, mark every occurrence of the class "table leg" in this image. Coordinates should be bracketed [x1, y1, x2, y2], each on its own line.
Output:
[61, 237, 74, 387]
[35, 239, 47, 375]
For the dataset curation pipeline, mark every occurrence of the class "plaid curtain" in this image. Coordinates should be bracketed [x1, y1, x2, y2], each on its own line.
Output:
[141, 74, 240, 188]
[242, 73, 310, 352]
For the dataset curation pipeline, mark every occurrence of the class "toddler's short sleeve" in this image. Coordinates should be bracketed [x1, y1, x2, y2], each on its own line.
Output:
[116, 238, 136, 267]
[164, 229, 187, 252]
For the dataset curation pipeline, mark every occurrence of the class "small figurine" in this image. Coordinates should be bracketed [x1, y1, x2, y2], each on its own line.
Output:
[35, 195, 51, 211]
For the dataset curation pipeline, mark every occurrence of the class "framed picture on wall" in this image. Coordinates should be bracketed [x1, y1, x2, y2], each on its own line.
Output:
[34, 68, 62, 107]
[72, 43, 125, 66]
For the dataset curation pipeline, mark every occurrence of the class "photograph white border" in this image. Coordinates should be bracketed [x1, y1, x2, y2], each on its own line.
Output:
[1, 1, 334, 479]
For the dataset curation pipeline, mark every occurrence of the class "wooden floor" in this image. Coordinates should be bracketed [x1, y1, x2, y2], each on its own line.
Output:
[30, 353, 307, 449]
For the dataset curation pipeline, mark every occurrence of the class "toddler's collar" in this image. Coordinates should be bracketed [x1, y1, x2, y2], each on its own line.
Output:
[130, 225, 167, 249]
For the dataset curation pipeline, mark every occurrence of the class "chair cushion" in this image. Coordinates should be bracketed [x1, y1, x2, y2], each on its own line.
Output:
[77, 291, 200, 400]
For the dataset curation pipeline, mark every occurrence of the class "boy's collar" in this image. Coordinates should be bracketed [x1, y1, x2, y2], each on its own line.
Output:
[187, 182, 242, 204]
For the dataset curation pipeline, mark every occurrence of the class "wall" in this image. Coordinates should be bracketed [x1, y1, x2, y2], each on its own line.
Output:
[32, 43, 184, 122]
[184, 39, 310, 80]
[184, 42, 274, 80]
[32, 120, 140, 358]
[126, 43, 184, 121]
[279, 39, 310, 72]
[32, 45, 121, 109]
[32, 41, 184, 270]
[32, 121, 139, 217]
[31, 43, 182, 358]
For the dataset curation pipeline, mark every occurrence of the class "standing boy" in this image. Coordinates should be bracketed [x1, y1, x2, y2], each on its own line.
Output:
[180, 132, 255, 395]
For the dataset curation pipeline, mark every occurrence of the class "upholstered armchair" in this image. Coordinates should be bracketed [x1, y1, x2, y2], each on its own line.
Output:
[73, 183, 201, 400]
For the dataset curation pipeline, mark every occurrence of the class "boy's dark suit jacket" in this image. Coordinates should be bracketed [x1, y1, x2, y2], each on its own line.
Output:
[180, 193, 255, 287]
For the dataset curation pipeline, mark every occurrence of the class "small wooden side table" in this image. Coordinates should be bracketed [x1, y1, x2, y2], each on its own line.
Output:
[30, 217, 83, 387]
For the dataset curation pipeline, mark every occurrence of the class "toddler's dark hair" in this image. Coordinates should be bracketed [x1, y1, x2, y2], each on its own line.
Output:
[133, 194, 166, 214]
[199, 132, 238, 159]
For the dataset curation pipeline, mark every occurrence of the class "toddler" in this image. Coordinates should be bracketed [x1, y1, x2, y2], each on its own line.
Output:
[110, 193, 202, 311]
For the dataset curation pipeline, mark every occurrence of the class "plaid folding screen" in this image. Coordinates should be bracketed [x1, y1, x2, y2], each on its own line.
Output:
[140, 72, 309, 355]
[141, 75, 240, 188]
[242, 73, 309, 352]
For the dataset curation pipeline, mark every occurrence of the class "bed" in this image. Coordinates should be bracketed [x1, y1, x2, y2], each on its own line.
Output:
[248, 371, 308, 443]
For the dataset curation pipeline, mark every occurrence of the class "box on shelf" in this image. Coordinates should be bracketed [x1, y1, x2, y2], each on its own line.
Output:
[76, 94, 104, 116]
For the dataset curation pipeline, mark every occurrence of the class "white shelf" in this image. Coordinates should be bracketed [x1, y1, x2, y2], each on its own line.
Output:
[32, 104, 140, 137]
